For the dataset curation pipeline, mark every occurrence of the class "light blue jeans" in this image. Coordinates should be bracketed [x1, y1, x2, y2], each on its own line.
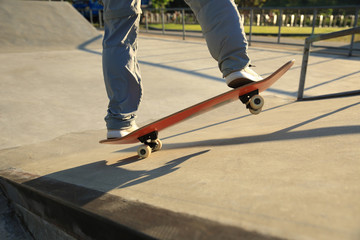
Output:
[102, 0, 250, 130]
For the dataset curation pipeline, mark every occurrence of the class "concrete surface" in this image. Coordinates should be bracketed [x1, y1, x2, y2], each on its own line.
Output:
[0, 0, 102, 52]
[0, 0, 360, 239]
[1, 35, 359, 239]
[141, 29, 360, 57]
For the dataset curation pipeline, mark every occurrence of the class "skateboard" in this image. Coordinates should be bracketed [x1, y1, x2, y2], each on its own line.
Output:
[100, 59, 295, 158]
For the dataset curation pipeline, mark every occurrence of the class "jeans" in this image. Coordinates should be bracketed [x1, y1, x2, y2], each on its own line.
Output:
[102, 0, 249, 129]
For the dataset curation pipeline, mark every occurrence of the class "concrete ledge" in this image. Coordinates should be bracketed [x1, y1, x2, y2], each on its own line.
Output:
[0, 190, 33, 239]
[0, 169, 282, 240]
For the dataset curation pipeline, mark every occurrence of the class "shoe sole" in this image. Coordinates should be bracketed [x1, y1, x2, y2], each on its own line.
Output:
[227, 78, 254, 88]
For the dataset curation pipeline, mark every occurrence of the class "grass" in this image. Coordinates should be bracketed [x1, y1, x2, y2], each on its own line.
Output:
[144, 23, 359, 42]
[146, 23, 201, 31]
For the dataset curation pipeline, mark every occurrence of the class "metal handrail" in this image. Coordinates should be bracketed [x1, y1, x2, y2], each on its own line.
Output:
[297, 27, 360, 100]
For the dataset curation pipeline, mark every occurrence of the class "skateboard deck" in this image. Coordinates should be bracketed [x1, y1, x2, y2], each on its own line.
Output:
[100, 59, 295, 158]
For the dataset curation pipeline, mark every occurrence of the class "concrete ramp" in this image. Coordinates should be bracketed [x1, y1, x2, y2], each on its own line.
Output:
[0, 0, 102, 52]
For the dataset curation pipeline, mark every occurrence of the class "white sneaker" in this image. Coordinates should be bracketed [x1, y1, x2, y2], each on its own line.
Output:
[225, 65, 263, 88]
[107, 124, 139, 139]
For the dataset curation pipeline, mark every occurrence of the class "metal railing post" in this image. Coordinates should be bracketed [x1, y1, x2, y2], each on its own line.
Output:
[349, 8, 359, 56]
[99, 10, 103, 28]
[310, 9, 317, 47]
[161, 9, 165, 35]
[89, 9, 93, 25]
[249, 9, 253, 46]
[311, 9, 317, 35]
[297, 27, 360, 100]
[277, 9, 283, 44]
[298, 37, 311, 100]
[145, 10, 149, 32]
[182, 9, 186, 40]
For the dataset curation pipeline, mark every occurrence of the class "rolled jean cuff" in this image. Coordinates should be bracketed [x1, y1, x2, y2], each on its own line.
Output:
[105, 113, 136, 130]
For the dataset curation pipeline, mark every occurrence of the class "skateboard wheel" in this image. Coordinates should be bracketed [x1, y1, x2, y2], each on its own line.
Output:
[249, 107, 262, 115]
[249, 95, 264, 110]
[137, 145, 152, 158]
[152, 139, 162, 151]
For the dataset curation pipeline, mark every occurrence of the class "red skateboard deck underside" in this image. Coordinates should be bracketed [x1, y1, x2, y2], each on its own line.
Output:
[100, 59, 295, 144]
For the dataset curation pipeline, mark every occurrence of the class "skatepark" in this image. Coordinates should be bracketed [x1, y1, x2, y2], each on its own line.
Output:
[0, 0, 359, 239]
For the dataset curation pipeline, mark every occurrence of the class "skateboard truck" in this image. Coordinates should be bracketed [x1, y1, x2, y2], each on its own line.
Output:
[137, 131, 162, 158]
[239, 90, 264, 115]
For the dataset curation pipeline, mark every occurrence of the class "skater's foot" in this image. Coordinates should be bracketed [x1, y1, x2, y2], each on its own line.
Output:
[225, 65, 263, 88]
[107, 124, 139, 139]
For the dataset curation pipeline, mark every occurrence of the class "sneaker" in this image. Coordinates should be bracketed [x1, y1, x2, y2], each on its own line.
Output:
[107, 124, 139, 139]
[225, 65, 263, 88]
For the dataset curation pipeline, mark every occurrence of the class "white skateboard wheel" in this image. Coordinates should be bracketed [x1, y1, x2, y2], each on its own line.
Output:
[137, 145, 152, 158]
[152, 139, 163, 151]
[249, 95, 264, 110]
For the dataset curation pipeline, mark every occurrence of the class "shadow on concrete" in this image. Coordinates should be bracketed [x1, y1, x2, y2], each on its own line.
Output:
[269, 72, 360, 99]
[76, 37, 300, 96]
[119, 98, 356, 153]
[23, 150, 209, 205]
[163, 101, 360, 150]
[311, 46, 360, 57]
[299, 68, 360, 101]
[162, 101, 295, 141]
[166, 125, 360, 151]
[305, 70, 360, 92]
[0, 146, 278, 240]
[77, 34, 103, 55]
[265, 59, 359, 98]
[114, 101, 295, 154]
[77, 34, 359, 100]
[118, 101, 359, 152]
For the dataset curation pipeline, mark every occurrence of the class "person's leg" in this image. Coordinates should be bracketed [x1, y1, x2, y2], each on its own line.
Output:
[102, 0, 142, 138]
[184, 0, 262, 87]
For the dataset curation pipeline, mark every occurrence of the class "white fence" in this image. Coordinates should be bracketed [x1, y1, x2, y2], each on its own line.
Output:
[247, 13, 357, 28]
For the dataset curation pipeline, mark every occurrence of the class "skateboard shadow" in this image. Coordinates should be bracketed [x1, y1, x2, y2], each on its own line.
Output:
[115, 101, 295, 154]
[163, 101, 360, 150]
[163, 101, 294, 141]
[23, 150, 210, 206]
[166, 125, 360, 150]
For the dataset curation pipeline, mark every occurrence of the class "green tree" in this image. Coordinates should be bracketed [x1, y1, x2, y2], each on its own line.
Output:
[151, 0, 175, 8]
[263, 0, 360, 7]
[165, 0, 269, 8]
[235, 0, 268, 7]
